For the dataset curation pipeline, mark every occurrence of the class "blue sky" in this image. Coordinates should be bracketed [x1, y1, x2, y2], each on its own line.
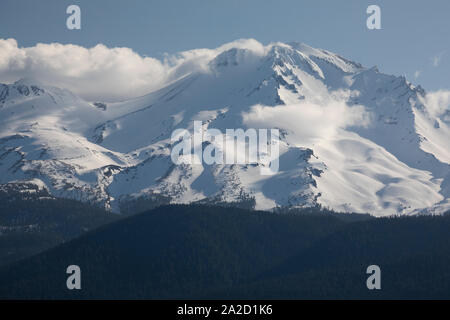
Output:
[0, 0, 449, 91]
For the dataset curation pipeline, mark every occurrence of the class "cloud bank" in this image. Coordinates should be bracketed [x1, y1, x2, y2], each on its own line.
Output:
[0, 38, 267, 102]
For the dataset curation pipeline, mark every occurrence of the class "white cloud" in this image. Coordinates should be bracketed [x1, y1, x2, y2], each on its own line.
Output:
[414, 70, 421, 79]
[0, 38, 268, 102]
[419, 90, 450, 119]
[431, 51, 445, 67]
[241, 94, 371, 147]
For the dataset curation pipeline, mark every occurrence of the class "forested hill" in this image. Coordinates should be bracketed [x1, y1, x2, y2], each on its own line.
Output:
[0, 183, 118, 267]
[1, 204, 450, 299]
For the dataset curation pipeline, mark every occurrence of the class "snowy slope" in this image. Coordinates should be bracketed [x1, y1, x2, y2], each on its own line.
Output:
[0, 42, 448, 216]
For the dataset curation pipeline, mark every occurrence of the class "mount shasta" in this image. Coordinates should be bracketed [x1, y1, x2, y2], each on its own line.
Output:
[0, 41, 449, 216]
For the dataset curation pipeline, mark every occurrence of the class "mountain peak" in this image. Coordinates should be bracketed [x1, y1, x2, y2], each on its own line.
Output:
[0, 40, 448, 216]
[0, 78, 47, 106]
[13, 77, 45, 87]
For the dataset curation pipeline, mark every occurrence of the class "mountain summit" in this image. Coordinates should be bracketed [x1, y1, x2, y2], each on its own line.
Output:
[0, 41, 448, 216]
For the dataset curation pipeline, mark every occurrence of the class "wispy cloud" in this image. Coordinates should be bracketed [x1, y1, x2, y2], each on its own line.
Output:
[414, 70, 421, 79]
[431, 51, 445, 67]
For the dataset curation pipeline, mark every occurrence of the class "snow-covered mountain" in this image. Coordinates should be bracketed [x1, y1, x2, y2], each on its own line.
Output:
[0, 42, 449, 216]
